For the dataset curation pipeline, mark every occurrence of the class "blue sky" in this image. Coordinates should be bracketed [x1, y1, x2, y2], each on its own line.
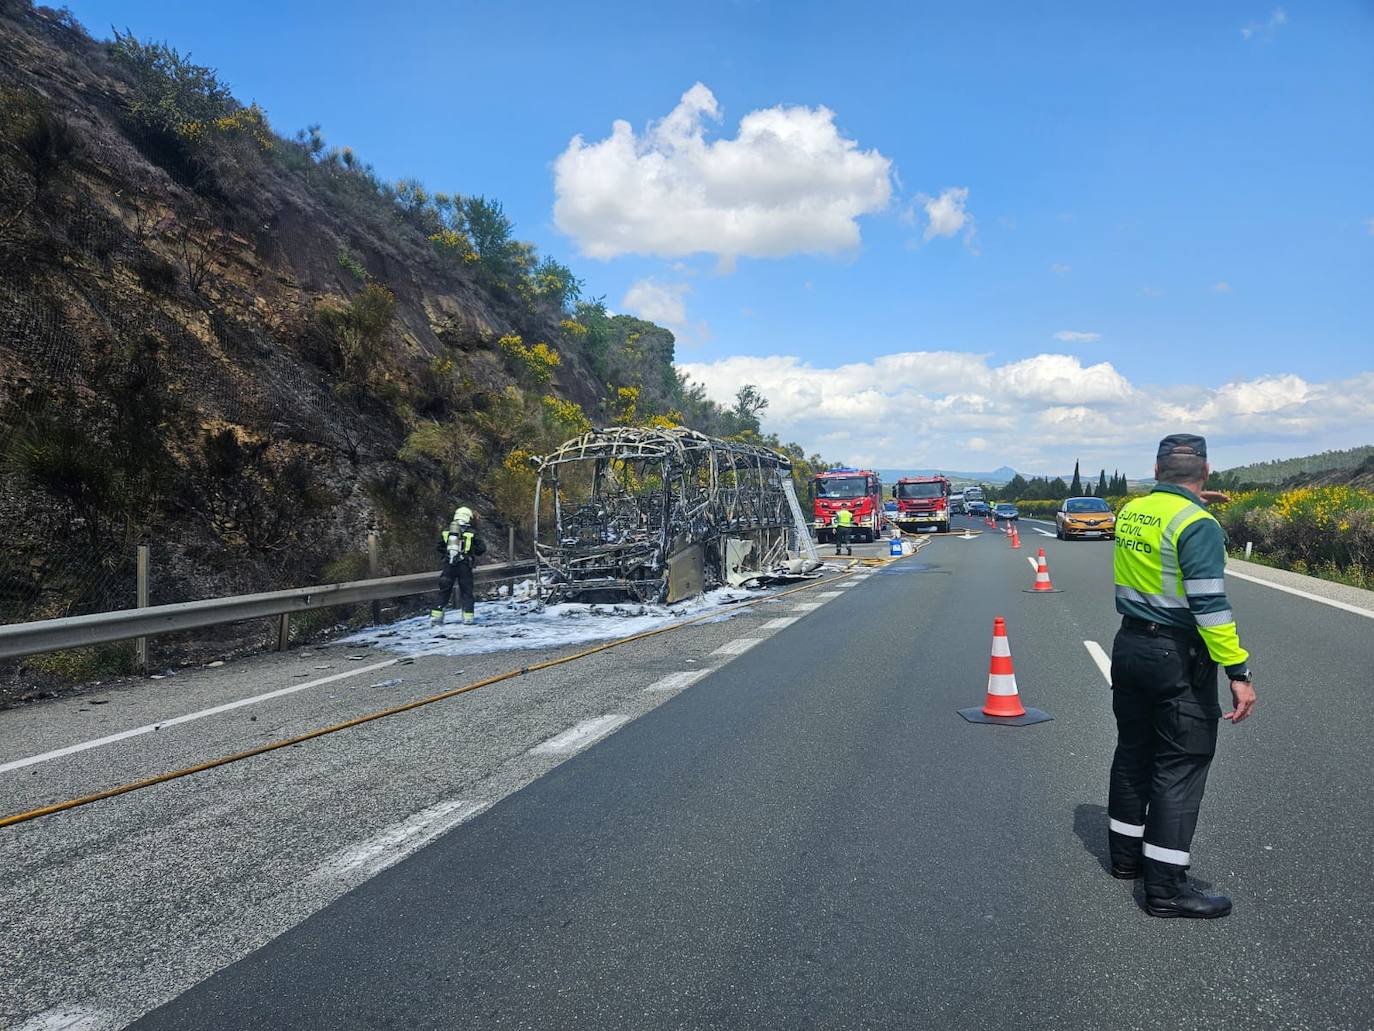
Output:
[64, 0, 1373, 475]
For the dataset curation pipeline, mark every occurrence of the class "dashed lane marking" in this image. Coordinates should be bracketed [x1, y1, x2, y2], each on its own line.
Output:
[529, 715, 631, 756]
[310, 798, 488, 886]
[643, 670, 711, 693]
[1084, 641, 1112, 684]
[12, 1005, 113, 1031]
[815, 591, 844, 598]
[1227, 569, 1374, 621]
[759, 617, 800, 630]
[0, 659, 400, 776]
[1032, 528, 1056, 537]
[712, 637, 763, 656]
[790, 602, 823, 612]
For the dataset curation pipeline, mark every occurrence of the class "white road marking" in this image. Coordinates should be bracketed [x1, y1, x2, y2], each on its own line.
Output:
[760, 617, 800, 630]
[12, 1006, 113, 1031]
[1026, 556, 1040, 572]
[712, 637, 763, 656]
[529, 715, 630, 755]
[0, 658, 400, 776]
[643, 670, 710, 693]
[310, 798, 488, 886]
[1228, 569, 1374, 621]
[1084, 641, 1113, 684]
[1032, 528, 1056, 537]
[815, 591, 844, 598]
[790, 602, 823, 612]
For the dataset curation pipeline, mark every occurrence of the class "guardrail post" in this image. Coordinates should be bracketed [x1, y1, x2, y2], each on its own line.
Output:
[1244, 541, 1253, 559]
[368, 532, 381, 625]
[135, 544, 149, 676]
[276, 612, 290, 652]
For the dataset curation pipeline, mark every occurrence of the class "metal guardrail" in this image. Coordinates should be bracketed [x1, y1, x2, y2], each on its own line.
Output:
[0, 561, 536, 662]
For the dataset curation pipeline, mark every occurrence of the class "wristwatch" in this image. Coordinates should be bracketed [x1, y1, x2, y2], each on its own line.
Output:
[1229, 669, 1253, 683]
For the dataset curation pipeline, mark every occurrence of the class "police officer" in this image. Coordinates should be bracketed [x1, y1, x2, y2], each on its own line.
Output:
[431, 506, 487, 625]
[1107, 434, 1256, 918]
[834, 507, 854, 556]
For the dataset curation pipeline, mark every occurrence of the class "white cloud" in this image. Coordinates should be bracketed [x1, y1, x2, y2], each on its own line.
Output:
[916, 186, 974, 243]
[622, 279, 690, 327]
[1212, 281, 1232, 293]
[1053, 330, 1101, 343]
[1241, 7, 1287, 40]
[1051, 263, 1071, 274]
[676, 349, 1374, 472]
[553, 83, 894, 262]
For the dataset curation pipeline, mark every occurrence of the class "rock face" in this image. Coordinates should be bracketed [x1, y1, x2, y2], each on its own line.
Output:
[0, 3, 671, 674]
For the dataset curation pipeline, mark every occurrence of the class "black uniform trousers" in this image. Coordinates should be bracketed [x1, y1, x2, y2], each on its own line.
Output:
[437, 557, 475, 615]
[1108, 619, 1222, 895]
[833, 525, 852, 554]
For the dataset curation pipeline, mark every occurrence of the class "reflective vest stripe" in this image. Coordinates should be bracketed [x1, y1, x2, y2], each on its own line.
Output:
[1158, 502, 1206, 596]
[1194, 609, 1235, 628]
[1115, 585, 1189, 609]
[1183, 578, 1226, 595]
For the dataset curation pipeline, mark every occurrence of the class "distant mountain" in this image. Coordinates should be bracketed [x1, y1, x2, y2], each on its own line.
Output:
[876, 466, 1020, 485]
[1216, 445, 1374, 486]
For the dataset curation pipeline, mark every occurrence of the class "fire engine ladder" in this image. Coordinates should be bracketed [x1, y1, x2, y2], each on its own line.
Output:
[781, 478, 822, 566]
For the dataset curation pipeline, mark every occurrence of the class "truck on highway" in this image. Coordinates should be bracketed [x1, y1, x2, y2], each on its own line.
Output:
[893, 475, 953, 533]
[814, 468, 885, 543]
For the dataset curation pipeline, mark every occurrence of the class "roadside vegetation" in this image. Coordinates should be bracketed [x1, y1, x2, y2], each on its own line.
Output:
[1213, 486, 1374, 590]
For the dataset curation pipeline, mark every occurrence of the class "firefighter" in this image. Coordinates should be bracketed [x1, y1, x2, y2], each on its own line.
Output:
[1107, 434, 1255, 919]
[431, 506, 487, 625]
[834, 507, 854, 556]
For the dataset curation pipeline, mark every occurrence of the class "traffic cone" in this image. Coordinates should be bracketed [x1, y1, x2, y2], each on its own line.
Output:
[1010, 525, 1021, 549]
[958, 617, 1053, 726]
[1025, 547, 1062, 593]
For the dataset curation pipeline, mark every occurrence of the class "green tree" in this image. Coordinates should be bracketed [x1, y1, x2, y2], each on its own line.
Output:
[1097, 469, 1109, 496]
[461, 195, 516, 280]
[1070, 460, 1082, 495]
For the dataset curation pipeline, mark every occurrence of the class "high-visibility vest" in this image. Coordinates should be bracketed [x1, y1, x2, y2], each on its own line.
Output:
[1113, 486, 1248, 667]
[836, 509, 854, 527]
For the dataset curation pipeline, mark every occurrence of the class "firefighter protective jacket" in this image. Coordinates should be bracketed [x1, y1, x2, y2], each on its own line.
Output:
[1113, 483, 1249, 674]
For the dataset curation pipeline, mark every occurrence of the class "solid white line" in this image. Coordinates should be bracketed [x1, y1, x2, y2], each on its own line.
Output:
[0, 658, 400, 776]
[760, 617, 800, 630]
[1227, 569, 1374, 621]
[529, 715, 630, 755]
[712, 637, 763, 656]
[1084, 641, 1112, 684]
[310, 798, 487, 885]
[789, 602, 823, 612]
[1026, 556, 1040, 572]
[12, 1005, 113, 1031]
[643, 670, 710, 693]
[1032, 528, 1056, 537]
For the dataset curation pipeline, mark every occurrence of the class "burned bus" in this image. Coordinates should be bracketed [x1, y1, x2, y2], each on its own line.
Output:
[532, 426, 817, 605]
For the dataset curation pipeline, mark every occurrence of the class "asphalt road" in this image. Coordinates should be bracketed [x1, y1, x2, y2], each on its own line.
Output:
[5, 519, 1373, 1030]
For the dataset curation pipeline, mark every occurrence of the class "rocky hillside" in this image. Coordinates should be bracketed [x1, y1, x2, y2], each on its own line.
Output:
[0, 1, 794, 676]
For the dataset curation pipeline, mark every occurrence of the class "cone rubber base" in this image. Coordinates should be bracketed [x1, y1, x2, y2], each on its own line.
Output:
[1022, 588, 1063, 594]
[957, 706, 1054, 726]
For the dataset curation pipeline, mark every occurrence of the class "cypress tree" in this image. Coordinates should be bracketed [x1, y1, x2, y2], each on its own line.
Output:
[1070, 460, 1082, 495]
[1097, 469, 1109, 496]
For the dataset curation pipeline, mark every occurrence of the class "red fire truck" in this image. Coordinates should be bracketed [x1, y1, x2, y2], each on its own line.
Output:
[893, 475, 953, 533]
[813, 468, 885, 543]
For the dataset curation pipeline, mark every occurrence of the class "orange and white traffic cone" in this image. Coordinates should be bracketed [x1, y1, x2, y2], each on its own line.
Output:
[1010, 525, 1021, 549]
[1025, 547, 1062, 593]
[958, 617, 1053, 726]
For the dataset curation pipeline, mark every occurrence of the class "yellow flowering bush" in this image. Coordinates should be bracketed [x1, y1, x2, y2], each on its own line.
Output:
[1214, 485, 1374, 587]
[541, 396, 591, 436]
[498, 335, 561, 385]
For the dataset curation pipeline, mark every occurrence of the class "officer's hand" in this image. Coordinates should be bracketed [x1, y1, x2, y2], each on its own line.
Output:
[1199, 489, 1232, 506]
[1224, 679, 1256, 723]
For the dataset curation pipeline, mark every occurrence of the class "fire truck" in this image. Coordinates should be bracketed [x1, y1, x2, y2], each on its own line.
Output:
[813, 468, 884, 543]
[892, 475, 953, 533]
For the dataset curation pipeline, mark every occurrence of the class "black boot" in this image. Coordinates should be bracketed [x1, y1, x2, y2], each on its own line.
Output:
[1143, 859, 1232, 919]
[1107, 830, 1142, 879]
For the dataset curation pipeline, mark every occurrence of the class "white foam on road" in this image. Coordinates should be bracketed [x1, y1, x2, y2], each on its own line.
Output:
[530, 715, 630, 755]
[12, 1005, 113, 1031]
[760, 617, 799, 630]
[0, 659, 400, 776]
[310, 798, 488, 887]
[343, 587, 757, 659]
[1084, 641, 1112, 684]
[643, 670, 710, 693]
[712, 638, 763, 656]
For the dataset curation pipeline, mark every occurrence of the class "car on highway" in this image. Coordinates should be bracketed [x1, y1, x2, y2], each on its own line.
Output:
[992, 503, 1019, 522]
[1056, 496, 1116, 540]
[967, 500, 990, 517]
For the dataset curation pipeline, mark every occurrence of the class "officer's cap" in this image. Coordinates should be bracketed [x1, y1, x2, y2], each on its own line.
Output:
[1156, 433, 1207, 461]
